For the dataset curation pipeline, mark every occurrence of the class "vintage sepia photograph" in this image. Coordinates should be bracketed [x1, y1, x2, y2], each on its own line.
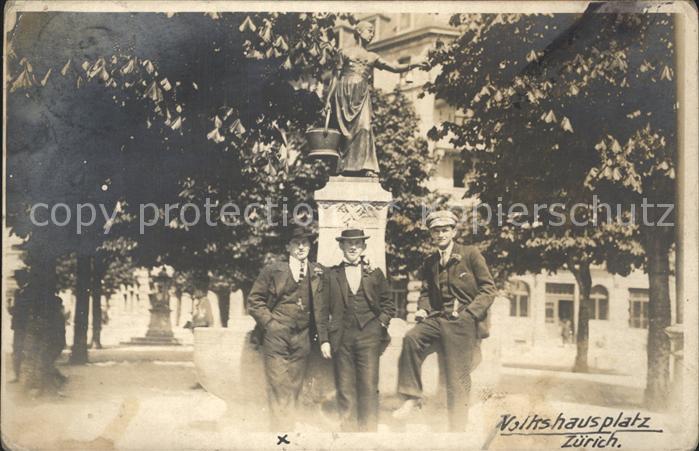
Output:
[2, 1, 698, 450]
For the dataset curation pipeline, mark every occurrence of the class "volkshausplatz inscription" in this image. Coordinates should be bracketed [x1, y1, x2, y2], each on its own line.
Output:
[497, 411, 662, 448]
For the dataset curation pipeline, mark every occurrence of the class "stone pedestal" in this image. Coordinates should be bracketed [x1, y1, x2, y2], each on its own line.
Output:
[193, 319, 263, 406]
[314, 176, 393, 271]
[126, 295, 181, 346]
[125, 270, 180, 346]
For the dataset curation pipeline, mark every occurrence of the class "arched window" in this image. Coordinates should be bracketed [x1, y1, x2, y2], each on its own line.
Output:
[509, 280, 530, 317]
[590, 285, 609, 320]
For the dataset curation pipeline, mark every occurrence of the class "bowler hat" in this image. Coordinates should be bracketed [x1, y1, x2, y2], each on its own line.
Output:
[287, 224, 316, 241]
[335, 228, 370, 241]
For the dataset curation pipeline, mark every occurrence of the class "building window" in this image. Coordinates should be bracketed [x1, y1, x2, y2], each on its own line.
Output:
[435, 104, 455, 123]
[546, 283, 575, 295]
[453, 157, 473, 188]
[509, 280, 530, 317]
[398, 13, 412, 31]
[545, 301, 555, 323]
[629, 288, 649, 329]
[590, 285, 609, 320]
[545, 283, 575, 325]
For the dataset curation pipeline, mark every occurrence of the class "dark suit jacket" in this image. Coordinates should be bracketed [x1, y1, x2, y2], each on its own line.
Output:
[418, 243, 496, 338]
[247, 260, 325, 331]
[318, 264, 396, 351]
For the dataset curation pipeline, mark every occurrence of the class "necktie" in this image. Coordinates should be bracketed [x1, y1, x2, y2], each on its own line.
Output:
[297, 262, 306, 310]
[440, 251, 448, 267]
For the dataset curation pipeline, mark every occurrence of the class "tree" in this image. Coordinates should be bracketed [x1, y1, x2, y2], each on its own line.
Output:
[55, 244, 138, 349]
[7, 39, 152, 367]
[425, 11, 675, 405]
[7, 11, 345, 372]
[373, 87, 446, 280]
[7, 12, 443, 383]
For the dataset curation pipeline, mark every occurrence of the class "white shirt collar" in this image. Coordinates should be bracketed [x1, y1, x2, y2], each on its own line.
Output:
[438, 241, 454, 262]
[342, 258, 362, 294]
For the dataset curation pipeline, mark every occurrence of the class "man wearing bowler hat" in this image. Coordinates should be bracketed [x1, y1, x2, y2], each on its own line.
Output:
[393, 210, 496, 432]
[318, 228, 395, 431]
[247, 225, 325, 430]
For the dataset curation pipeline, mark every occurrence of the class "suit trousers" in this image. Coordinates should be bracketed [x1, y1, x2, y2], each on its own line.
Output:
[262, 320, 311, 430]
[397, 313, 478, 432]
[333, 318, 382, 432]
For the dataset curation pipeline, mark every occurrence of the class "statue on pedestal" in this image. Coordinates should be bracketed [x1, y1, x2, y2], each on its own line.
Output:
[125, 266, 180, 346]
[321, 21, 429, 177]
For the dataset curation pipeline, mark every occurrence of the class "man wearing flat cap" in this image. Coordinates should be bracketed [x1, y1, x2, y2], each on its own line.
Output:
[317, 228, 395, 431]
[247, 225, 326, 430]
[393, 210, 496, 432]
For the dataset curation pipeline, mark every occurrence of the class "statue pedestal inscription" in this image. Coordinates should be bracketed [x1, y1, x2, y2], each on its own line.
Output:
[314, 176, 393, 272]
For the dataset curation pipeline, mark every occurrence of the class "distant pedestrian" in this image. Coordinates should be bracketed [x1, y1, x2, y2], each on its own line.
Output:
[186, 281, 221, 391]
[191, 296, 213, 328]
[560, 319, 573, 344]
[45, 295, 68, 389]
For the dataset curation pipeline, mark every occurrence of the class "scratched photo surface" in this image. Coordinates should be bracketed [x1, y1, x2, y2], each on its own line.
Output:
[2, 2, 697, 450]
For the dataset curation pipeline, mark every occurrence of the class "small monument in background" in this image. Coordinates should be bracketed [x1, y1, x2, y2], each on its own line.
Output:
[126, 267, 180, 346]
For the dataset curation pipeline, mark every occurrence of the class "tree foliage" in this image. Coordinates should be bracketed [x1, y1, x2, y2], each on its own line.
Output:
[7, 12, 443, 378]
[425, 11, 676, 404]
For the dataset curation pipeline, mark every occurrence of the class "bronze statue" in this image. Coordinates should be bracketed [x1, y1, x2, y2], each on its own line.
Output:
[323, 21, 428, 177]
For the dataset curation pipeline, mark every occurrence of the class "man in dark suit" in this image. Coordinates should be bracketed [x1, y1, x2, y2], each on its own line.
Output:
[247, 225, 325, 430]
[393, 210, 496, 432]
[317, 228, 395, 432]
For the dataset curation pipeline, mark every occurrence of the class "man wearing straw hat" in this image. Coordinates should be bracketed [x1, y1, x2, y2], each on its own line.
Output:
[318, 228, 395, 431]
[393, 210, 496, 432]
[247, 225, 325, 430]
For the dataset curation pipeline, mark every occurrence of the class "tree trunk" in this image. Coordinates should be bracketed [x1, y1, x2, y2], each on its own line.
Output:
[570, 260, 592, 373]
[214, 287, 231, 327]
[90, 256, 105, 349]
[643, 231, 673, 410]
[19, 255, 59, 392]
[70, 254, 91, 364]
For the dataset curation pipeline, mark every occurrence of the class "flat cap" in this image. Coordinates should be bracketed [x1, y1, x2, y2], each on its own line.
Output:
[426, 210, 458, 229]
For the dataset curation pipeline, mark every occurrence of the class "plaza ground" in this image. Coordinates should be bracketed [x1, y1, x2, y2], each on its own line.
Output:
[2, 301, 686, 449]
[3, 343, 684, 450]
